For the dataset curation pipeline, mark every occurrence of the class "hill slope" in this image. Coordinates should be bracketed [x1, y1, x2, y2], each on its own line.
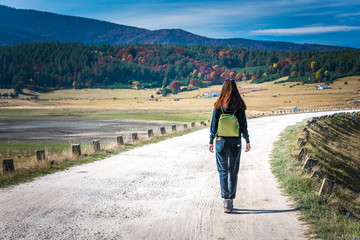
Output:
[1, 42, 359, 91]
[0, 5, 348, 51]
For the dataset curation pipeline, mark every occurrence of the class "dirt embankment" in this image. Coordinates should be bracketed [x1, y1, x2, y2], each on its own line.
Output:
[300, 112, 360, 218]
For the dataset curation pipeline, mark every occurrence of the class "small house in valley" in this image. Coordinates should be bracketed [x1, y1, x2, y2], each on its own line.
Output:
[204, 90, 220, 98]
[316, 84, 328, 90]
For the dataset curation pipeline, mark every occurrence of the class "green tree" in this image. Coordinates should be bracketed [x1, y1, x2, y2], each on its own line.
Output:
[161, 88, 171, 96]
[162, 77, 168, 88]
[280, 67, 290, 77]
[14, 81, 25, 93]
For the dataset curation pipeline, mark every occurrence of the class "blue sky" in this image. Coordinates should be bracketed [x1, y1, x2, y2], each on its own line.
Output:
[2, 0, 360, 48]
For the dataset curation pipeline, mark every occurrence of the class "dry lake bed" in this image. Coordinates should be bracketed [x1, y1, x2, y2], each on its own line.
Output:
[0, 118, 182, 144]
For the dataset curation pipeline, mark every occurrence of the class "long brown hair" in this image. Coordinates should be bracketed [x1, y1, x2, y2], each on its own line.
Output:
[214, 80, 247, 111]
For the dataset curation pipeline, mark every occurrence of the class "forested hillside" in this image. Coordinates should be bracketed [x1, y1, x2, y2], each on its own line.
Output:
[0, 4, 348, 51]
[0, 42, 359, 93]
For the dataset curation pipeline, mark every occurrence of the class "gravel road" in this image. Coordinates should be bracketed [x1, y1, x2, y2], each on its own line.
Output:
[0, 111, 355, 240]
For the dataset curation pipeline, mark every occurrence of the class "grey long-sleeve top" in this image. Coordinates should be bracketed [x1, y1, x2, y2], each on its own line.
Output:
[209, 108, 250, 144]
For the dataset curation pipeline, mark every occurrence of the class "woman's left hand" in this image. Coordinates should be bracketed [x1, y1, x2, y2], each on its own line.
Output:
[245, 143, 251, 152]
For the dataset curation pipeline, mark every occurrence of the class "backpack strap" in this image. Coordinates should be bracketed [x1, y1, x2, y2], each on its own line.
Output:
[221, 108, 237, 115]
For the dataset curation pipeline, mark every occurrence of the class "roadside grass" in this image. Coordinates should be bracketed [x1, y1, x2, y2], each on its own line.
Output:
[0, 142, 68, 154]
[271, 120, 360, 240]
[0, 127, 205, 188]
[0, 142, 69, 168]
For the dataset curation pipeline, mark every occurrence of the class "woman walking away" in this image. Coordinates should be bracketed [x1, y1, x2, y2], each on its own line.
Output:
[209, 79, 251, 213]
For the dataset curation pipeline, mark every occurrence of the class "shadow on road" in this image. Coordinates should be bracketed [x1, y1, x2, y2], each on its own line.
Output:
[231, 208, 300, 215]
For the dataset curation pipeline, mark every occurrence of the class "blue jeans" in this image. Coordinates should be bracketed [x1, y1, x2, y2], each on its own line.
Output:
[215, 137, 242, 199]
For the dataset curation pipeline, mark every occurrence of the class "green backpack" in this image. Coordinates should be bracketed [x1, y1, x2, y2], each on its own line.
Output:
[217, 109, 239, 137]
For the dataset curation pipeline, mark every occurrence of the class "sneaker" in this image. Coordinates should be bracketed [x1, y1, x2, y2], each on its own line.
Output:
[223, 199, 232, 213]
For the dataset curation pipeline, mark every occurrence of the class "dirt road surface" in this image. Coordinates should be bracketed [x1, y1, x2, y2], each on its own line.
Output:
[0, 111, 355, 240]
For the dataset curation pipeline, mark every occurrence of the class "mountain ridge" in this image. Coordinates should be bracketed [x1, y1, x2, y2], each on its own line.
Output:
[0, 4, 350, 51]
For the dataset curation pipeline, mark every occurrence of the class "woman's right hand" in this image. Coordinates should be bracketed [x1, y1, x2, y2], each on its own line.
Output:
[209, 144, 214, 153]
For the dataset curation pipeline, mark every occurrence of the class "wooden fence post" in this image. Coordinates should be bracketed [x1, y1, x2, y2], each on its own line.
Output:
[72, 144, 81, 156]
[160, 127, 166, 135]
[3, 158, 15, 173]
[117, 136, 124, 145]
[298, 139, 306, 147]
[311, 170, 323, 181]
[148, 129, 154, 138]
[302, 157, 318, 171]
[36, 150, 45, 162]
[93, 140, 101, 152]
[132, 133, 139, 142]
[298, 147, 307, 161]
[319, 178, 335, 196]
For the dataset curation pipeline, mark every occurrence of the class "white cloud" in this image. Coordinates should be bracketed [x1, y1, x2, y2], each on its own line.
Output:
[90, 0, 320, 31]
[337, 12, 360, 18]
[251, 26, 360, 35]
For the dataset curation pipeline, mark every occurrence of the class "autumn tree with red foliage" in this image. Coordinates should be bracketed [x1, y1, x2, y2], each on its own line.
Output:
[229, 71, 236, 79]
[189, 79, 199, 87]
[337, 67, 345, 74]
[169, 80, 181, 90]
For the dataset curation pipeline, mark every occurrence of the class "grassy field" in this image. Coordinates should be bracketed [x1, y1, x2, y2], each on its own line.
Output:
[271, 113, 360, 240]
[0, 142, 68, 155]
[32, 88, 159, 100]
[0, 108, 210, 122]
[1, 76, 359, 121]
